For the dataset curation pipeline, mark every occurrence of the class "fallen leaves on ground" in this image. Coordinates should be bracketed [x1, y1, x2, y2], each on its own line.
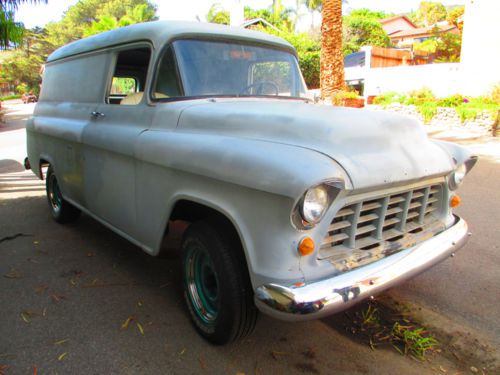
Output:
[178, 348, 186, 356]
[34, 285, 48, 294]
[54, 339, 69, 346]
[136, 322, 144, 336]
[20, 310, 40, 323]
[57, 352, 67, 361]
[198, 356, 206, 370]
[121, 316, 135, 330]
[3, 268, 22, 279]
[0, 364, 9, 375]
[270, 351, 290, 360]
[50, 294, 67, 303]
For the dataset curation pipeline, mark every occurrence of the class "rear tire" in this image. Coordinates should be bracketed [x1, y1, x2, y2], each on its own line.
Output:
[46, 166, 81, 223]
[181, 220, 258, 345]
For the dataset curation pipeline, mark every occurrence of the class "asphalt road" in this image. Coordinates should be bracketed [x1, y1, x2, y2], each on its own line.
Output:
[1, 102, 499, 375]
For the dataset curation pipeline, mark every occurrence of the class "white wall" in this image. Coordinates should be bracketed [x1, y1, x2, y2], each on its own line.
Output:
[359, 63, 462, 97]
[460, 0, 500, 96]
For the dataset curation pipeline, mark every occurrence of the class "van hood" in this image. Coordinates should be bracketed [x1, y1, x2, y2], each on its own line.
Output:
[177, 99, 454, 190]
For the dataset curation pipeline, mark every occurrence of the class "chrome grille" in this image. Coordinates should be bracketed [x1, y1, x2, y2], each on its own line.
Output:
[319, 183, 445, 267]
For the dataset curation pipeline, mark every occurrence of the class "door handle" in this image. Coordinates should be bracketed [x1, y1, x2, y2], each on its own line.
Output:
[91, 111, 105, 118]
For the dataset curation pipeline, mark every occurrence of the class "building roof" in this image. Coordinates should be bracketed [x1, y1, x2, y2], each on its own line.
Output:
[390, 24, 458, 39]
[379, 15, 417, 28]
[48, 20, 294, 62]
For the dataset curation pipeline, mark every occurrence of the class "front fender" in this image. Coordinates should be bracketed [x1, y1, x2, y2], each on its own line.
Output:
[136, 129, 351, 199]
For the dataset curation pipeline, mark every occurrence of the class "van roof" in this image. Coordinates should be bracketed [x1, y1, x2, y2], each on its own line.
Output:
[47, 20, 295, 62]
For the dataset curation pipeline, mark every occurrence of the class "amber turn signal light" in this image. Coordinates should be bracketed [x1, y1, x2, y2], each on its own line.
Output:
[298, 237, 315, 256]
[450, 195, 461, 208]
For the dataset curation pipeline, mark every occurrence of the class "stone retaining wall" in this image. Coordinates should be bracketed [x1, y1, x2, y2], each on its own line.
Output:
[368, 103, 498, 135]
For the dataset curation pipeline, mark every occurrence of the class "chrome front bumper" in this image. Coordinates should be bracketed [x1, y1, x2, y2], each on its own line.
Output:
[254, 215, 469, 321]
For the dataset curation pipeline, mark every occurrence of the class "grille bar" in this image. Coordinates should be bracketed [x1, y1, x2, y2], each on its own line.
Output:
[320, 183, 444, 256]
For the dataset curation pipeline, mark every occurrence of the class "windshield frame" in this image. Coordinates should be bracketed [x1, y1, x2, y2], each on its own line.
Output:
[150, 37, 308, 103]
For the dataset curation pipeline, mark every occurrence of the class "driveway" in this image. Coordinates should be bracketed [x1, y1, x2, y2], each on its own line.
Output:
[1, 102, 498, 374]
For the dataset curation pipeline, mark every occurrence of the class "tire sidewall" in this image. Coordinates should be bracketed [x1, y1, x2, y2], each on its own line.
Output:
[181, 222, 247, 344]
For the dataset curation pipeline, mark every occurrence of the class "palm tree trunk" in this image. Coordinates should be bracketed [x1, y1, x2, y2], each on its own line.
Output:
[320, 0, 344, 99]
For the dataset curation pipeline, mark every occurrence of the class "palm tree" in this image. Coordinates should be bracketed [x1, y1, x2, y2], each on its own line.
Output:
[0, 0, 47, 49]
[320, 0, 344, 99]
[305, 0, 322, 29]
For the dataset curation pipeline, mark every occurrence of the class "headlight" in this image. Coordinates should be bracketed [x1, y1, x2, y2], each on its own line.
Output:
[449, 163, 467, 191]
[301, 185, 329, 224]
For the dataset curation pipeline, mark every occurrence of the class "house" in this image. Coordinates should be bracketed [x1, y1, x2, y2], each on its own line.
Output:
[379, 15, 417, 36]
[390, 24, 460, 47]
[379, 15, 460, 47]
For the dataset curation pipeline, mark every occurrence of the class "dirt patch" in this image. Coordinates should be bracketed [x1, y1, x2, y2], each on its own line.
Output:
[323, 295, 499, 374]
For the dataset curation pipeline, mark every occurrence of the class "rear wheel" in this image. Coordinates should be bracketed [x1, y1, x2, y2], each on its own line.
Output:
[181, 221, 258, 344]
[46, 166, 80, 223]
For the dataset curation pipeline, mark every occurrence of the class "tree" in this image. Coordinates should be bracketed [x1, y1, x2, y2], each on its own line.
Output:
[305, 0, 322, 29]
[342, 13, 391, 56]
[45, 0, 157, 46]
[414, 29, 461, 62]
[0, 26, 53, 94]
[206, 3, 229, 25]
[83, 3, 157, 36]
[0, 0, 46, 49]
[320, 0, 344, 99]
[412, 1, 447, 27]
[447, 6, 464, 32]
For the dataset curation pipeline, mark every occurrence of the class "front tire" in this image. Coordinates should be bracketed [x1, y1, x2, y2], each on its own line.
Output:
[181, 221, 258, 344]
[46, 166, 80, 223]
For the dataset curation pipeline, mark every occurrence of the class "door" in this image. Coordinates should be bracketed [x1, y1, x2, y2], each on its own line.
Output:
[82, 45, 154, 238]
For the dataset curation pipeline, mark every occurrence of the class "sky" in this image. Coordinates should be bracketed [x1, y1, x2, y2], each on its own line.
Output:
[15, 0, 466, 31]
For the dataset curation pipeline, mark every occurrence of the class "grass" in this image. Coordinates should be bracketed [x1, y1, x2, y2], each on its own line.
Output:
[348, 301, 439, 360]
[392, 322, 439, 359]
[0, 94, 21, 101]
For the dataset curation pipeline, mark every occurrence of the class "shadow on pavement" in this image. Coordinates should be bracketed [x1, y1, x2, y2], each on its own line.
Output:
[0, 194, 440, 375]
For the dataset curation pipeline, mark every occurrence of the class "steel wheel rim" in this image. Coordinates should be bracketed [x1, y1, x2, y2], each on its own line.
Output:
[185, 245, 219, 325]
[48, 174, 62, 213]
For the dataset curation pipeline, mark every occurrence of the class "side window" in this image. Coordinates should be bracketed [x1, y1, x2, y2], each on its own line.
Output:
[152, 47, 182, 99]
[107, 47, 151, 105]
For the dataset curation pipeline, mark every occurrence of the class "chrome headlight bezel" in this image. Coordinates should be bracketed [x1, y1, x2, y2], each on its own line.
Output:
[448, 156, 478, 191]
[292, 179, 344, 230]
[301, 185, 329, 224]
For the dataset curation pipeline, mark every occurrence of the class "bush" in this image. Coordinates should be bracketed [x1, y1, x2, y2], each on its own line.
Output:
[373, 91, 407, 105]
[331, 90, 360, 106]
[417, 101, 438, 123]
[489, 83, 500, 104]
[0, 94, 21, 101]
[15, 83, 29, 95]
[437, 94, 466, 107]
[298, 51, 320, 88]
[405, 87, 435, 105]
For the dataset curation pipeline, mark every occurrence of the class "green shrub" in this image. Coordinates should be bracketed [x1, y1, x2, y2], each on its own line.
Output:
[455, 105, 477, 123]
[437, 94, 465, 107]
[298, 51, 320, 89]
[490, 83, 500, 104]
[373, 91, 407, 105]
[416, 101, 438, 123]
[405, 87, 435, 105]
[15, 83, 29, 95]
[0, 94, 21, 101]
[331, 90, 359, 106]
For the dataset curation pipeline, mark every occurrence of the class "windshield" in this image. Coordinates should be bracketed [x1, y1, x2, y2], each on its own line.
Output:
[153, 39, 307, 99]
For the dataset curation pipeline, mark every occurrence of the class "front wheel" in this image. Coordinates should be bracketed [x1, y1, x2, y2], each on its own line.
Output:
[46, 166, 81, 223]
[181, 221, 258, 344]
